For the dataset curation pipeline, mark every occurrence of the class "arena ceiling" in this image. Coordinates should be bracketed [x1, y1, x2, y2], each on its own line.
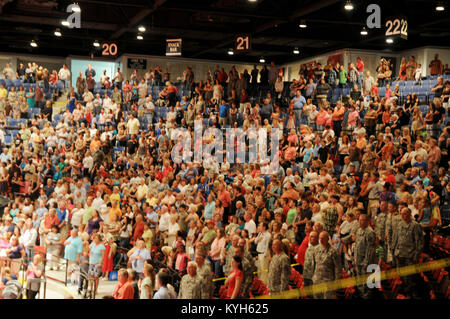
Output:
[0, 0, 449, 63]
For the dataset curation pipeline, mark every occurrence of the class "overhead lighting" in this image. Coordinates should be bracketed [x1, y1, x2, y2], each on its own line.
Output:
[93, 40, 100, 47]
[293, 47, 300, 54]
[227, 48, 234, 55]
[248, 0, 258, 2]
[386, 38, 394, 44]
[138, 26, 146, 32]
[137, 34, 144, 40]
[299, 20, 307, 28]
[71, 3, 81, 12]
[30, 40, 37, 47]
[360, 27, 368, 35]
[259, 57, 265, 63]
[61, 20, 70, 27]
[344, 0, 354, 10]
[436, 4, 445, 11]
[54, 28, 62, 37]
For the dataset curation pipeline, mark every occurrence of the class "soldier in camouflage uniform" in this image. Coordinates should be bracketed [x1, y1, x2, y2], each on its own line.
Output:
[392, 207, 424, 298]
[195, 252, 214, 299]
[374, 201, 389, 261]
[354, 214, 377, 299]
[386, 202, 403, 266]
[267, 239, 291, 295]
[302, 231, 319, 287]
[323, 206, 339, 237]
[234, 246, 256, 297]
[178, 261, 203, 299]
[311, 231, 342, 299]
[224, 235, 240, 276]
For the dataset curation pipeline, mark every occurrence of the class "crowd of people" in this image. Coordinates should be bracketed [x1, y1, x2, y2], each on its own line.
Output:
[0, 52, 448, 300]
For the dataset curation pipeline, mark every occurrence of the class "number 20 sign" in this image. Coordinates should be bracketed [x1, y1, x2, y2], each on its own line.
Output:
[102, 43, 118, 56]
[235, 35, 251, 52]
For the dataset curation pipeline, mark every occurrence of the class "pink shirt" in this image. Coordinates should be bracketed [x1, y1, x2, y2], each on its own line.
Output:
[210, 237, 226, 261]
[348, 111, 359, 126]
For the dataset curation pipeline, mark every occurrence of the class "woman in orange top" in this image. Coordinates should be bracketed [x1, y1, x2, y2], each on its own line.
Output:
[332, 102, 345, 137]
[381, 135, 394, 161]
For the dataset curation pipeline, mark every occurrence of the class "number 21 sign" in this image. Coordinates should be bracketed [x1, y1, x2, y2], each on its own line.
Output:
[235, 35, 251, 52]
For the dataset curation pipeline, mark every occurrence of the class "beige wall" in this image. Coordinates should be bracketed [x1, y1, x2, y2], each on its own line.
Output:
[120, 54, 256, 83]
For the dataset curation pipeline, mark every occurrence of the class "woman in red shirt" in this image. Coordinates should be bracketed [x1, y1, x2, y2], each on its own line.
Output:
[225, 256, 243, 299]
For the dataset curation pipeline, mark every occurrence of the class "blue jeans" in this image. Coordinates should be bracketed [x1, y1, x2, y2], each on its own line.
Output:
[294, 109, 302, 130]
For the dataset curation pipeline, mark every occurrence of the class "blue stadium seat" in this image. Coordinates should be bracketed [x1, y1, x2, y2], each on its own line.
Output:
[4, 135, 12, 145]
[0, 79, 5, 86]
[10, 130, 19, 138]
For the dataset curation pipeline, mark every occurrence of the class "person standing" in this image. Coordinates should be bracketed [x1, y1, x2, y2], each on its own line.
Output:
[195, 252, 214, 299]
[129, 238, 151, 278]
[85, 64, 96, 79]
[267, 239, 291, 295]
[302, 230, 319, 287]
[311, 231, 342, 299]
[254, 223, 271, 284]
[58, 64, 71, 92]
[291, 89, 306, 130]
[76, 72, 86, 97]
[63, 228, 83, 275]
[353, 214, 377, 299]
[113, 268, 134, 299]
[113, 67, 124, 89]
[356, 57, 364, 88]
[25, 254, 44, 299]
[153, 270, 177, 299]
[429, 54, 443, 76]
[392, 207, 424, 298]
[88, 233, 105, 297]
[178, 261, 203, 299]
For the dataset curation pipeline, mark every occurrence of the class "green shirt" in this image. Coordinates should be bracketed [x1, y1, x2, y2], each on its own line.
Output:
[287, 208, 298, 225]
[82, 206, 95, 225]
[339, 70, 348, 84]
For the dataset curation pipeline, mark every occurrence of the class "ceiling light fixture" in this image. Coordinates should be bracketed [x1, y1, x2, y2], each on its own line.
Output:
[360, 27, 368, 35]
[299, 20, 307, 28]
[293, 47, 300, 54]
[54, 28, 62, 37]
[344, 0, 354, 10]
[386, 38, 394, 44]
[248, 0, 258, 2]
[71, 3, 81, 12]
[30, 40, 37, 47]
[227, 48, 234, 55]
[436, 4, 445, 11]
[137, 34, 144, 40]
[61, 20, 70, 27]
[259, 57, 265, 63]
[93, 40, 100, 47]
[138, 26, 146, 32]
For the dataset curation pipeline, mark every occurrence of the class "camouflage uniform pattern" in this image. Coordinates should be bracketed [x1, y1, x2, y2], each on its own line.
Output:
[197, 259, 214, 299]
[224, 245, 236, 276]
[267, 252, 291, 294]
[354, 226, 377, 299]
[311, 244, 342, 299]
[323, 207, 339, 236]
[241, 254, 257, 296]
[178, 274, 203, 299]
[302, 244, 318, 286]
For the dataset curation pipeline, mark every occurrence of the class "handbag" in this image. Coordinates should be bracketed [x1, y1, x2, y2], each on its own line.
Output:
[109, 270, 118, 281]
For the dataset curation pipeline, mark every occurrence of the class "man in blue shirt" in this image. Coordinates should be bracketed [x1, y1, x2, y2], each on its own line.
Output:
[153, 271, 177, 299]
[291, 90, 306, 129]
[129, 239, 151, 278]
[218, 100, 229, 126]
[64, 229, 83, 268]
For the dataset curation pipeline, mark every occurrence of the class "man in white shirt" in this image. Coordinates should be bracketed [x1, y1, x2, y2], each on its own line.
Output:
[102, 93, 112, 111]
[58, 64, 71, 91]
[113, 67, 124, 89]
[127, 112, 140, 136]
[83, 89, 94, 103]
[244, 212, 256, 238]
[158, 206, 170, 238]
[0, 148, 11, 163]
[255, 222, 271, 284]
[362, 71, 376, 94]
[22, 219, 38, 258]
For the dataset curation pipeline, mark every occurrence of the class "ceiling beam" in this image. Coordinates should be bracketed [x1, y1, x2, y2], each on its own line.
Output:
[109, 0, 168, 39]
[191, 0, 341, 58]
[0, 14, 119, 31]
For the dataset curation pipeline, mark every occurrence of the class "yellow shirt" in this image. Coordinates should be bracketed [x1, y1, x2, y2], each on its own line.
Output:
[146, 197, 157, 207]
[109, 206, 122, 222]
[142, 229, 153, 250]
[0, 88, 7, 99]
[110, 193, 121, 204]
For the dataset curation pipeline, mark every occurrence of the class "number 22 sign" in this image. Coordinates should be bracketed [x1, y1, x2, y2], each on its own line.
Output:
[385, 18, 408, 40]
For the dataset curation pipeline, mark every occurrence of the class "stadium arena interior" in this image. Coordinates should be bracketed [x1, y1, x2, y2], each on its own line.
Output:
[0, 0, 449, 301]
